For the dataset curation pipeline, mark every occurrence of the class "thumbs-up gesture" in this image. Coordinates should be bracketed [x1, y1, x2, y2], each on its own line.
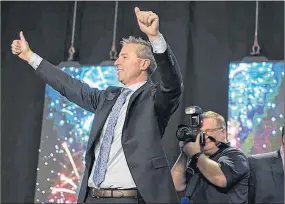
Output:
[134, 7, 160, 41]
[11, 31, 33, 62]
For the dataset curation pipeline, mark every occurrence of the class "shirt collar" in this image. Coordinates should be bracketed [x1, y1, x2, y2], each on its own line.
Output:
[124, 81, 147, 92]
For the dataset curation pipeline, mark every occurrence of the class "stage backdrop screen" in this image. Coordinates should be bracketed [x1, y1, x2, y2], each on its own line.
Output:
[227, 61, 284, 155]
[34, 65, 121, 203]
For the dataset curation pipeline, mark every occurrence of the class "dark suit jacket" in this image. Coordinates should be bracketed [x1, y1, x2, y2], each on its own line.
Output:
[35, 45, 183, 203]
[248, 150, 284, 204]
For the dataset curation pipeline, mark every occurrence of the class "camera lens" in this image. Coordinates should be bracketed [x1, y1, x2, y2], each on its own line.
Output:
[176, 125, 190, 141]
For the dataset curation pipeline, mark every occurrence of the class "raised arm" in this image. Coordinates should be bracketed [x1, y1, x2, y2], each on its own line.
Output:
[153, 44, 183, 116]
[11, 31, 102, 113]
[134, 7, 183, 120]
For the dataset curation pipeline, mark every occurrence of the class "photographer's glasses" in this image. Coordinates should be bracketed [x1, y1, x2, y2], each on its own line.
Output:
[201, 127, 225, 138]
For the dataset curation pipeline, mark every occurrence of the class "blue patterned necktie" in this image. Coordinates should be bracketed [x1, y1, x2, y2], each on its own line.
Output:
[93, 88, 131, 186]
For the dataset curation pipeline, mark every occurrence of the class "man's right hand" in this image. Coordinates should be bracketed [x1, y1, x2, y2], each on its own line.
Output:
[181, 133, 202, 157]
[11, 31, 33, 62]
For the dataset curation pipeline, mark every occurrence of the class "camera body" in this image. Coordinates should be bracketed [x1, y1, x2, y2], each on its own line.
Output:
[176, 106, 206, 146]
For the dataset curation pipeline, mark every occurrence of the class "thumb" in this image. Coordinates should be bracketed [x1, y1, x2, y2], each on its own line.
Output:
[134, 7, 140, 17]
[20, 31, 26, 41]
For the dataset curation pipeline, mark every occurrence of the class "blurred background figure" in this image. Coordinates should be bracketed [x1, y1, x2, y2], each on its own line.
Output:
[248, 126, 284, 204]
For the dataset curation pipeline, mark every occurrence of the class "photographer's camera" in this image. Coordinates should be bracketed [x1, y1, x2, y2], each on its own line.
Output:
[176, 106, 206, 146]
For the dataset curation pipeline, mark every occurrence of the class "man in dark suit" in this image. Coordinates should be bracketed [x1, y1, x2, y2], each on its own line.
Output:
[11, 7, 183, 204]
[248, 126, 284, 204]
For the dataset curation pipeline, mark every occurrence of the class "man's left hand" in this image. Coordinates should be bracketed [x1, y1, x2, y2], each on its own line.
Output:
[182, 133, 202, 157]
[134, 7, 160, 41]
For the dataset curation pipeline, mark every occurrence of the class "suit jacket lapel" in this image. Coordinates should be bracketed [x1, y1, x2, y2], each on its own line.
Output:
[128, 83, 148, 107]
[87, 82, 151, 152]
[121, 82, 151, 142]
[271, 150, 284, 194]
[86, 88, 121, 153]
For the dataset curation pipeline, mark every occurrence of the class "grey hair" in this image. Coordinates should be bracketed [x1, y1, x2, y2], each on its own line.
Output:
[120, 36, 157, 75]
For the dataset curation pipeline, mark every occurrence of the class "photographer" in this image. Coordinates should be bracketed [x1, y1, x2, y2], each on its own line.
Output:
[171, 110, 250, 203]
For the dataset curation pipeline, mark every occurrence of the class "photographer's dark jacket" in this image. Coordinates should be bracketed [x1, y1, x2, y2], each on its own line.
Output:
[185, 146, 250, 204]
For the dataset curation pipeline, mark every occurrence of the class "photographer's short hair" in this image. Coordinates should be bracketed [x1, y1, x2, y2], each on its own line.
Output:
[120, 36, 157, 75]
[202, 111, 226, 130]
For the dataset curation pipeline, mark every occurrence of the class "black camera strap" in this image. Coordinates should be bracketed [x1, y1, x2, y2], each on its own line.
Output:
[185, 151, 204, 198]
[207, 136, 230, 149]
[185, 169, 200, 198]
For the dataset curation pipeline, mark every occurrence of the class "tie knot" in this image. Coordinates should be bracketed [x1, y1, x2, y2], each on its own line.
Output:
[121, 88, 131, 96]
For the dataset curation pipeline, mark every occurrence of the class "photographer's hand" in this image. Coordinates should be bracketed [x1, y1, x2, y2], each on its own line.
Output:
[182, 133, 202, 157]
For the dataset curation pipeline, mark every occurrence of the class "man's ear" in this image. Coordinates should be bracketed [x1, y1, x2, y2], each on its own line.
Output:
[140, 59, 151, 71]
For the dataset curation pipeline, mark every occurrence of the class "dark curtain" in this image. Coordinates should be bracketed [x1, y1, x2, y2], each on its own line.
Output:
[1, 1, 284, 203]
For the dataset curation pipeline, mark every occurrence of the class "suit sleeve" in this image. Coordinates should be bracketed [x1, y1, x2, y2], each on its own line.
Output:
[248, 157, 256, 204]
[153, 44, 183, 126]
[35, 59, 103, 113]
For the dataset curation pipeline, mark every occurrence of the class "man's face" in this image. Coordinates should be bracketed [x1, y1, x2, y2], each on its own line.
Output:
[114, 43, 148, 86]
[200, 118, 227, 155]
